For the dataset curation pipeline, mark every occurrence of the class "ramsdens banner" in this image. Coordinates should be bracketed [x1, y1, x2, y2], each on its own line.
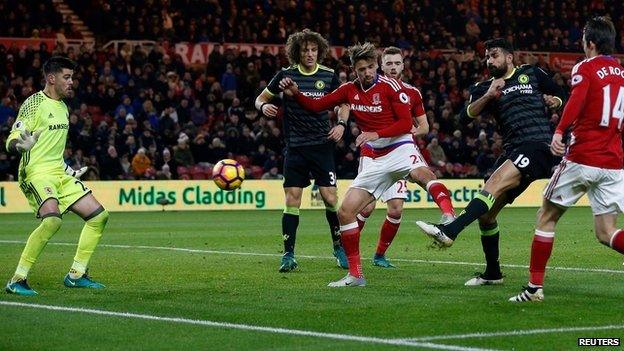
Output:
[0, 179, 589, 213]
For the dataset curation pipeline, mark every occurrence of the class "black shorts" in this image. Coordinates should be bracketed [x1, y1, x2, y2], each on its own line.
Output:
[283, 144, 337, 188]
[486, 142, 560, 203]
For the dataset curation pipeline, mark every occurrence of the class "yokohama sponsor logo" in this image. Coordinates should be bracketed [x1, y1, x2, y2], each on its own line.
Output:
[301, 91, 325, 98]
[501, 84, 533, 95]
[350, 104, 382, 113]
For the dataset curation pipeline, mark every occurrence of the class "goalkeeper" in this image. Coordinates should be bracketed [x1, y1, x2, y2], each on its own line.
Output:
[5, 56, 109, 296]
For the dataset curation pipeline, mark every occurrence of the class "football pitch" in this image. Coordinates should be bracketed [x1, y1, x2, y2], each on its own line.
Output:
[1, 207, 622, 350]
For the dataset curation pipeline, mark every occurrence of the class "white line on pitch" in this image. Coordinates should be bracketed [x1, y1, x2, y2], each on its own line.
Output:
[0, 240, 622, 274]
[0, 301, 495, 351]
[393, 324, 624, 342]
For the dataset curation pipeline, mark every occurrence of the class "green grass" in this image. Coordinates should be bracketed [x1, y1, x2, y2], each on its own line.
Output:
[1, 208, 623, 350]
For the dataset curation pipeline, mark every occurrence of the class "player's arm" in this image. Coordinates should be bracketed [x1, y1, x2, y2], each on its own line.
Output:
[376, 90, 412, 138]
[355, 89, 412, 147]
[280, 77, 348, 112]
[535, 66, 567, 110]
[409, 89, 428, 137]
[5, 101, 41, 154]
[460, 80, 502, 121]
[550, 68, 590, 156]
[412, 114, 429, 137]
[328, 104, 349, 142]
[255, 71, 282, 117]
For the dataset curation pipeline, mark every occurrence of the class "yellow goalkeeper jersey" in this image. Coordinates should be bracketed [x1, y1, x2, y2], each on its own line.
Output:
[5, 91, 70, 180]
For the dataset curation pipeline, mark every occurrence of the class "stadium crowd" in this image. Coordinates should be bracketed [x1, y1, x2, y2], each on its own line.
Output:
[0, 0, 621, 182]
[0, 0, 83, 40]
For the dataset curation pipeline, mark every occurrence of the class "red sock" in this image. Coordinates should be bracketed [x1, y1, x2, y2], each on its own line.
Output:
[528, 230, 555, 286]
[340, 222, 362, 277]
[610, 229, 624, 254]
[376, 215, 401, 256]
[356, 211, 370, 231]
[427, 181, 455, 215]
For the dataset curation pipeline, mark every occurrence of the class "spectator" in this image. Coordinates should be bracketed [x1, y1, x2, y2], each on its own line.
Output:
[427, 138, 447, 167]
[131, 147, 152, 178]
[100, 145, 124, 180]
[261, 166, 284, 180]
[190, 99, 207, 126]
[155, 148, 178, 179]
[221, 63, 237, 100]
[173, 133, 195, 167]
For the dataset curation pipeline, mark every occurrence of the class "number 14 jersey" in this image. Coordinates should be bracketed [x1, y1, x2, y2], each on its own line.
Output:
[557, 55, 624, 169]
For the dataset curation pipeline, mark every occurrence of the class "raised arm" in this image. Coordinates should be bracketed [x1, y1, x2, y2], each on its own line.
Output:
[280, 77, 348, 112]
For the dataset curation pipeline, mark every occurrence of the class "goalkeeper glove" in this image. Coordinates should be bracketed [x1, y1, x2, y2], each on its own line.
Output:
[64, 163, 88, 179]
[15, 130, 41, 152]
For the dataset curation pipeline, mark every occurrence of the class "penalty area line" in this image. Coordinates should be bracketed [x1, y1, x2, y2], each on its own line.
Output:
[0, 301, 495, 351]
[0, 240, 623, 274]
[394, 324, 624, 342]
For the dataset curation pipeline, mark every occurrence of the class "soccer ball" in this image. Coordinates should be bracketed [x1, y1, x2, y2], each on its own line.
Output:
[212, 159, 245, 190]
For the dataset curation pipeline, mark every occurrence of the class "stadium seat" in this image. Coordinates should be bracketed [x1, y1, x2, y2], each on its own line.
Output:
[190, 165, 208, 180]
[235, 155, 251, 167]
[251, 166, 264, 179]
[177, 166, 189, 177]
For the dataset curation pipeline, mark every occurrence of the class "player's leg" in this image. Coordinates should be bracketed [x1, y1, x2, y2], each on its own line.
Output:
[357, 200, 375, 230]
[417, 140, 558, 248]
[588, 167, 624, 254]
[356, 157, 375, 230]
[319, 185, 348, 269]
[279, 147, 309, 272]
[509, 198, 565, 302]
[411, 166, 455, 223]
[373, 197, 403, 268]
[65, 191, 109, 288]
[465, 193, 509, 286]
[280, 186, 303, 272]
[328, 187, 374, 287]
[415, 160, 520, 247]
[446, 160, 521, 239]
[7, 197, 62, 296]
[510, 160, 581, 302]
[306, 142, 348, 268]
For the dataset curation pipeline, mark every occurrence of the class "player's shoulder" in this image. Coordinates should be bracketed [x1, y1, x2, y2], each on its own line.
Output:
[378, 75, 402, 92]
[317, 64, 335, 74]
[19, 91, 46, 113]
[517, 64, 533, 72]
[473, 77, 493, 90]
[399, 81, 423, 97]
[571, 56, 603, 75]
[339, 80, 355, 90]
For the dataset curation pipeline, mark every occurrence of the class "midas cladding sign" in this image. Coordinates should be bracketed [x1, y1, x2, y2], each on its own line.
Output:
[0, 179, 588, 213]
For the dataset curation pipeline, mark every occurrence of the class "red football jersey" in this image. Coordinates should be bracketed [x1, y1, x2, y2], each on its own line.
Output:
[557, 55, 624, 169]
[400, 81, 426, 118]
[359, 79, 426, 158]
[293, 75, 412, 139]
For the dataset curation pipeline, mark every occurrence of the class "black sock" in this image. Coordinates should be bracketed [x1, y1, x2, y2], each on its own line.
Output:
[479, 222, 501, 278]
[444, 191, 495, 240]
[325, 209, 341, 247]
[282, 212, 299, 254]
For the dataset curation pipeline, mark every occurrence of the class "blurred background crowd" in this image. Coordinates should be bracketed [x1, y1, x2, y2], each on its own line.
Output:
[0, 0, 621, 182]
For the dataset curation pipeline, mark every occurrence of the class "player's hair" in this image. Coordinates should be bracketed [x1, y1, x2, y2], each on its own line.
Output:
[43, 56, 77, 76]
[484, 38, 514, 55]
[382, 46, 402, 57]
[348, 42, 378, 66]
[285, 29, 329, 65]
[583, 16, 616, 55]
